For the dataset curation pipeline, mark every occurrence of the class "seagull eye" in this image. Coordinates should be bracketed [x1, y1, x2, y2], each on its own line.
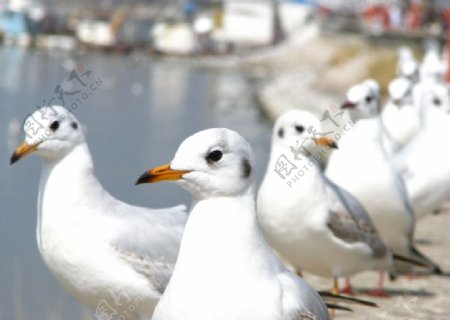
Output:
[365, 96, 373, 103]
[295, 125, 304, 133]
[433, 97, 441, 106]
[207, 150, 223, 163]
[71, 122, 78, 129]
[49, 121, 60, 131]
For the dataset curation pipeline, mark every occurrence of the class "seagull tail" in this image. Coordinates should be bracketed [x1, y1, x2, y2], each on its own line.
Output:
[318, 291, 378, 308]
[392, 253, 430, 268]
[325, 303, 353, 312]
[410, 246, 443, 275]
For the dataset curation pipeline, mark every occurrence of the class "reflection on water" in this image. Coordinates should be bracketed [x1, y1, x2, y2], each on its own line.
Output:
[0, 48, 272, 320]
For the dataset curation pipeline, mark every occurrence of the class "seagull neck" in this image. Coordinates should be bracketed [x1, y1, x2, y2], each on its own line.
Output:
[40, 142, 96, 189]
[174, 194, 265, 274]
[37, 143, 106, 250]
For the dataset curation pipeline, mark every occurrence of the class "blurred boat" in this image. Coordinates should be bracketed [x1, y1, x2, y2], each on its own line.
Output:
[35, 34, 76, 51]
[75, 17, 115, 48]
[152, 21, 198, 55]
[0, 8, 35, 47]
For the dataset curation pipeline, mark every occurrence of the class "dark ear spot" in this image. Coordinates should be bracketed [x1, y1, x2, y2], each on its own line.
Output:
[278, 128, 284, 138]
[71, 122, 78, 129]
[242, 159, 252, 178]
[433, 97, 441, 106]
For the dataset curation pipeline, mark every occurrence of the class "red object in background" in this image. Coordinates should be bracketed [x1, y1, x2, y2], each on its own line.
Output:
[318, 5, 331, 18]
[406, 3, 423, 30]
[379, 5, 390, 30]
[444, 9, 450, 83]
[448, 28, 450, 84]
[362, 5, 390, 30]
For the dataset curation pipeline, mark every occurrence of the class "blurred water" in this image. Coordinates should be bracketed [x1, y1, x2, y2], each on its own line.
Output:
[0, 47, 272, 320]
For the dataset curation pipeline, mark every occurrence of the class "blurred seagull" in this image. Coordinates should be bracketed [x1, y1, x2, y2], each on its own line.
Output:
[381, 76, 420, 155]
[258, 110, 422, 296]
[420, 48, 446, 82]
[325, 80, 442, 277]
[395, 82, 450, 218]
[382, 77, 450, 157]
[136, 128, 331, 320]
[396, 47, 418, 81]
[10, 106, 187, 320]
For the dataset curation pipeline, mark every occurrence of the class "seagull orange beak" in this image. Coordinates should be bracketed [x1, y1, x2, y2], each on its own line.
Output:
[314, 136, 338, 149]
[135, 164, 190, 185]
[10, 141, 42, 165]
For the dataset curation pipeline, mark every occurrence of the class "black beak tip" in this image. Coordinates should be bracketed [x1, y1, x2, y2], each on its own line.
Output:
[135, 172, 151, 185]
[331, 141, 338, 149]
[10, 152, 20, 165]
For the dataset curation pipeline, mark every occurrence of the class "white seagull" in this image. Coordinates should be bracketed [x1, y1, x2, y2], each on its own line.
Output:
[10, 106, 187, 320]
[395, 81, 450, 218]
[325, 80, 442, 275]
[396, 47, 418, 81]
[381, 76, 421, 156]
[257, 109, 419, 295]
[136, 128, 331, 320]
[382, 77, 450, 158]
[419, 47, 447, 82]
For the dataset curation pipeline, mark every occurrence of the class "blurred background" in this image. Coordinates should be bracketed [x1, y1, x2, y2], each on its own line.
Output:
[0, 0, 449, 319]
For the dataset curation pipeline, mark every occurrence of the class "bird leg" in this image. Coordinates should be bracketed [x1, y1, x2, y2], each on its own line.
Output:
[330, 277, 339, 319]
[367, 271, 389, 297]
[332, 277, 339, 295]
[340, 277, 355, 295]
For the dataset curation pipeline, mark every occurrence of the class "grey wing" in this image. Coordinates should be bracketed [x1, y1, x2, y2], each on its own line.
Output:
[298, 310, 316, 320]
[382, 132, 416, 221]
[114, 246, 175, 294]
[323, 176, 387, 258]
[386, 151, 416, 240]
[112, 204, 187, 293]
[277, 269, 330, 320]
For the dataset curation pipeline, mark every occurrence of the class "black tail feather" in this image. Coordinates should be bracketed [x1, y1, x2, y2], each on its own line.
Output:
[325, 303, 353, 312]
[411, 246, 443, 274]
[318, 291, 378, 308]
[393, 253, 430, 268]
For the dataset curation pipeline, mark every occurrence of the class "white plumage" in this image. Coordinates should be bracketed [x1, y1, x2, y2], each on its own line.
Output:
[11, 106, 187, 320]
[137, 128, 330, 320]
[258, 110, 392, 294]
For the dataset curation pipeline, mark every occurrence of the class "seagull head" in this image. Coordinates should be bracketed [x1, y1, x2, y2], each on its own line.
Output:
[427, 82, 450, 112]
[398, 46, 414, 62]
[10, 106, 84, 165]
[272, 109, 337, 155]
[388, 77, 412, 106]
[400, 60, 418, 80]
[414, 81, 450, 113]
[136, 128, 256, 200]
[341, 79, 380, 119]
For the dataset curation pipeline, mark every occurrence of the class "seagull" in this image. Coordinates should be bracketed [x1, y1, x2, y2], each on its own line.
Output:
[10, 106, 187, 320]
[257, 109, 422, 296]
[382, 77, 450, 157]
[325, 80, 442, 276]
[396, 47, 418, 81]
[395, 81, 450, 218]
[136, 128, 331, 320]
[381, 76, 420, 155]
[419, 47, 446, 82]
